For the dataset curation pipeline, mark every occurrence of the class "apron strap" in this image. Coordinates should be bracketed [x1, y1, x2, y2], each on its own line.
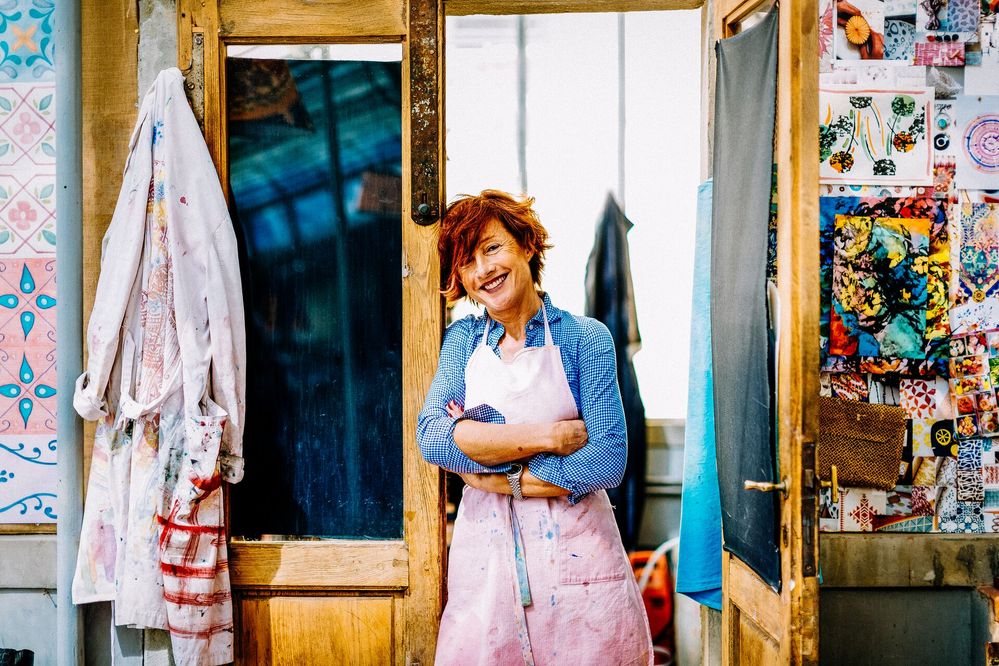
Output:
[541, 300, 554, 347]
[480, 316, 491, 347]
[482, 297, 553, 348]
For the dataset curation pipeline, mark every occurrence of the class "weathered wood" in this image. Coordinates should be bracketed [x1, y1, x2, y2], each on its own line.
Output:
[782, 0, 822, 660]
[236, 595, 395, 663]
[699, 0, 716, 181]
[193, 1, 444, 661]
[727, 553, 783, 641]
[0, 524, 55, 535]
[717, 0, 820, 663]
[821, 534, 999, 588]
[401, 1, 448, 661]
[81, 1, 139, 496]
[219, 0, 406, 38]
[229, 541, 409, 589]
[446, 0, 704, 14]
[776, 0, 820, 660]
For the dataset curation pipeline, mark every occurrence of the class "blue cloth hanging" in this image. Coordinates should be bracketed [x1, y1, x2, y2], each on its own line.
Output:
[676, 179, 722, 610]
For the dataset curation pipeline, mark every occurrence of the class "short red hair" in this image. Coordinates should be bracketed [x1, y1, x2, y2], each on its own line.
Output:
[439, 190, 553, 302]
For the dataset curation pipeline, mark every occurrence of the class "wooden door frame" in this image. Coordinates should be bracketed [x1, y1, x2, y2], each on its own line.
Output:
[711, 0, 820, 663]
[176, 1, 445, 662]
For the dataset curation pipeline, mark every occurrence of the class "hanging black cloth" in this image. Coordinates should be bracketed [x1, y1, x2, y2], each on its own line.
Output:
[585, 193, 647, 552]
[710, 6, 781, 590]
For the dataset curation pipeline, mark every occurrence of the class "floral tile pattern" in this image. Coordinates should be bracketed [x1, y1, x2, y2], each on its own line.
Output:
[0, 1, 55, 83]
[0, 1, 55, 524]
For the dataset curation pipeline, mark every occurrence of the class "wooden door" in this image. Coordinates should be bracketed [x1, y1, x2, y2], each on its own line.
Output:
[177, 1, 445, 663]
[713, 0, 820, 664]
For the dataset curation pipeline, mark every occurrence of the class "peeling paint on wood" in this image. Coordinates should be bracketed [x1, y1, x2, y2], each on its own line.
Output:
[409, 0, 441, 226]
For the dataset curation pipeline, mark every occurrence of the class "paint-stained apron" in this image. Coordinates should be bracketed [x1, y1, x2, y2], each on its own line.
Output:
[436, 304, 653, 666]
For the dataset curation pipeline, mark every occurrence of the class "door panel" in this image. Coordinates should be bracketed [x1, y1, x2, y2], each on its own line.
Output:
[180, 1, 445, 663]
[714, 0, 820, 662]
[236, 595, 395, 663]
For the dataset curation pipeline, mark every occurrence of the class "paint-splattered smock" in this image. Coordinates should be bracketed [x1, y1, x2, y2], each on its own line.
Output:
[418, 294, 653, 665]
[72, 68, 246, 666]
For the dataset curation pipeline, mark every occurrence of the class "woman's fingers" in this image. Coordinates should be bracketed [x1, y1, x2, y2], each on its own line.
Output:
[446, 400, 465, 418]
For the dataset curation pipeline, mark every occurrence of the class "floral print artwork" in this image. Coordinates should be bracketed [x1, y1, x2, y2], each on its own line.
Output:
[820, 195, 950, 375]
[831, 215, 930, 359]
[820, 87, 933, 185]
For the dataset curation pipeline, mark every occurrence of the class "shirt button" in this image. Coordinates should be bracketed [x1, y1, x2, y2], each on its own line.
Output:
[528, 324, 534, 330]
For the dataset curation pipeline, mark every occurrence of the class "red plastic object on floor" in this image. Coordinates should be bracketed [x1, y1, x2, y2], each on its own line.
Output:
[631, 550, 676, 665]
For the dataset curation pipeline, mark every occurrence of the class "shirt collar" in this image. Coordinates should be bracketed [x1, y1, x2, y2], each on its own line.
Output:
[480, 292, 562, 338]
[530, 292, 563, 326]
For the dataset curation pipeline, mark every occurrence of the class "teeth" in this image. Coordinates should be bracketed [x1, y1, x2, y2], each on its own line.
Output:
[483, 274, 506, 290]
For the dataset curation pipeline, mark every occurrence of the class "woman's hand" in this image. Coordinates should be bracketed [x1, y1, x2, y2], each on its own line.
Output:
[548, 419, 588, 456]
[459, 470, 570, 498]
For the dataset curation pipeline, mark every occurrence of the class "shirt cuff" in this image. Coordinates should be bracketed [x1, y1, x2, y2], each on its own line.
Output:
[444, 415, 511, 474]
[527, 454, 586, 505]
[73, 372, 108, 421]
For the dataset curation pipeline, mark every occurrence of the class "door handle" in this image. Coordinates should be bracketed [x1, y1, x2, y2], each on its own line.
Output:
[743, 478, 788, 496]
[819, 464, 839, 504]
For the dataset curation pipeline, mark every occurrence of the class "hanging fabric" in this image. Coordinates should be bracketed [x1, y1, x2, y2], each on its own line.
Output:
[585, 193, 648, 552]
[710, 6, 781, 590]
[676, 180, 722, 610]
[71, 68, 246, 666]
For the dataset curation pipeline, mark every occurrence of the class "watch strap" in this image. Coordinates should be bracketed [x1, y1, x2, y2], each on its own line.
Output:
[507, 464, 525, 501]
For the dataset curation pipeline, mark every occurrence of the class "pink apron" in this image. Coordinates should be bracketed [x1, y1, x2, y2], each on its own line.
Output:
[436, 304, 653, 666]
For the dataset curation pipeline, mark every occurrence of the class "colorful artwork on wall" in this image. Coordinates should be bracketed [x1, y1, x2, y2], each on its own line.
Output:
[820, 87, 934, 185]
[956, 95, 999, 189]
[951, 203, 999, 334]
[831, 215, 931, 358]
[820, 195, 951, 375]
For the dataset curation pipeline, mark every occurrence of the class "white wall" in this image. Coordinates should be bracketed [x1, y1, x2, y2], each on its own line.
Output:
[446, 10, 702, 418]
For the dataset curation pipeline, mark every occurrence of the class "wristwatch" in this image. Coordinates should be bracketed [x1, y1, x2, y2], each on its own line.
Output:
[506, 463, 525, 501]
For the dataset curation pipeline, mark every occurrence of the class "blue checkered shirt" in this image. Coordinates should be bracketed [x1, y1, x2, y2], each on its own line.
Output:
[417, 293, 628, 504]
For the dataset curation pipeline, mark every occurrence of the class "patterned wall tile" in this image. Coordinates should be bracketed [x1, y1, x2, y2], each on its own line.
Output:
[0, 1, 55, 83]
[0, 433, 55, 521]
[0, 1, 55, 525]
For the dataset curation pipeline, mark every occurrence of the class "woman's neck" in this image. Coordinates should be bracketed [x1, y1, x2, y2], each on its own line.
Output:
[490, 291, 543, 341]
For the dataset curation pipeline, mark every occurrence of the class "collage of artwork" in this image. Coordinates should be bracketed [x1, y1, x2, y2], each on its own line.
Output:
[0, 0, 58, 524]
[819, 0, 999, 532]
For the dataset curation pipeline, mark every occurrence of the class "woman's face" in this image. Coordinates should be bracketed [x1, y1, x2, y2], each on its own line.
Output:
[458, 219, 535, 314]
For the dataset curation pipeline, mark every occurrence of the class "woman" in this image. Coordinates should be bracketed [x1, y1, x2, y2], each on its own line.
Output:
[417, 190, 653, 665]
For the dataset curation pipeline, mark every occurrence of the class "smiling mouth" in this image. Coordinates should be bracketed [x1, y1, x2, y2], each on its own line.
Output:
[481, 273, 508, 293]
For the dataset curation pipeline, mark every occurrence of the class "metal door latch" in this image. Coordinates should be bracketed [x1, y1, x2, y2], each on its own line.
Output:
[744, 478, 789, 497]
[818, 464, 839, 504]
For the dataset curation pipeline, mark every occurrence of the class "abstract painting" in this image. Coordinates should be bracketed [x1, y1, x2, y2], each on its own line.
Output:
[831, 215, 930, 358]
[821, 196, 949, 374]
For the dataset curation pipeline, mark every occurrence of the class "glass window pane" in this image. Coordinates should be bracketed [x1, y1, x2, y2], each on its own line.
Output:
[226, 50, 403, 540]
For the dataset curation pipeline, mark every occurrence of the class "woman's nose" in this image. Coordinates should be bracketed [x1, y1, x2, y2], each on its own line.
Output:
[474, 254, 491, 277]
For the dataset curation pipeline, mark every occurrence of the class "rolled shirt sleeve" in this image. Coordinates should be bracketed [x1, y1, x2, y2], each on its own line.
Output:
[417, 318, 512, 475]
[528, 318, 628, 504]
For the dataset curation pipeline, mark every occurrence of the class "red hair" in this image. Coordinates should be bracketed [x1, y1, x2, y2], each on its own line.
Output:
[438, 190, 553, 302]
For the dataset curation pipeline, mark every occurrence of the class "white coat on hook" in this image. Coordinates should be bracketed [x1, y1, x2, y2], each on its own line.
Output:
[72, 67, 246, 666]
